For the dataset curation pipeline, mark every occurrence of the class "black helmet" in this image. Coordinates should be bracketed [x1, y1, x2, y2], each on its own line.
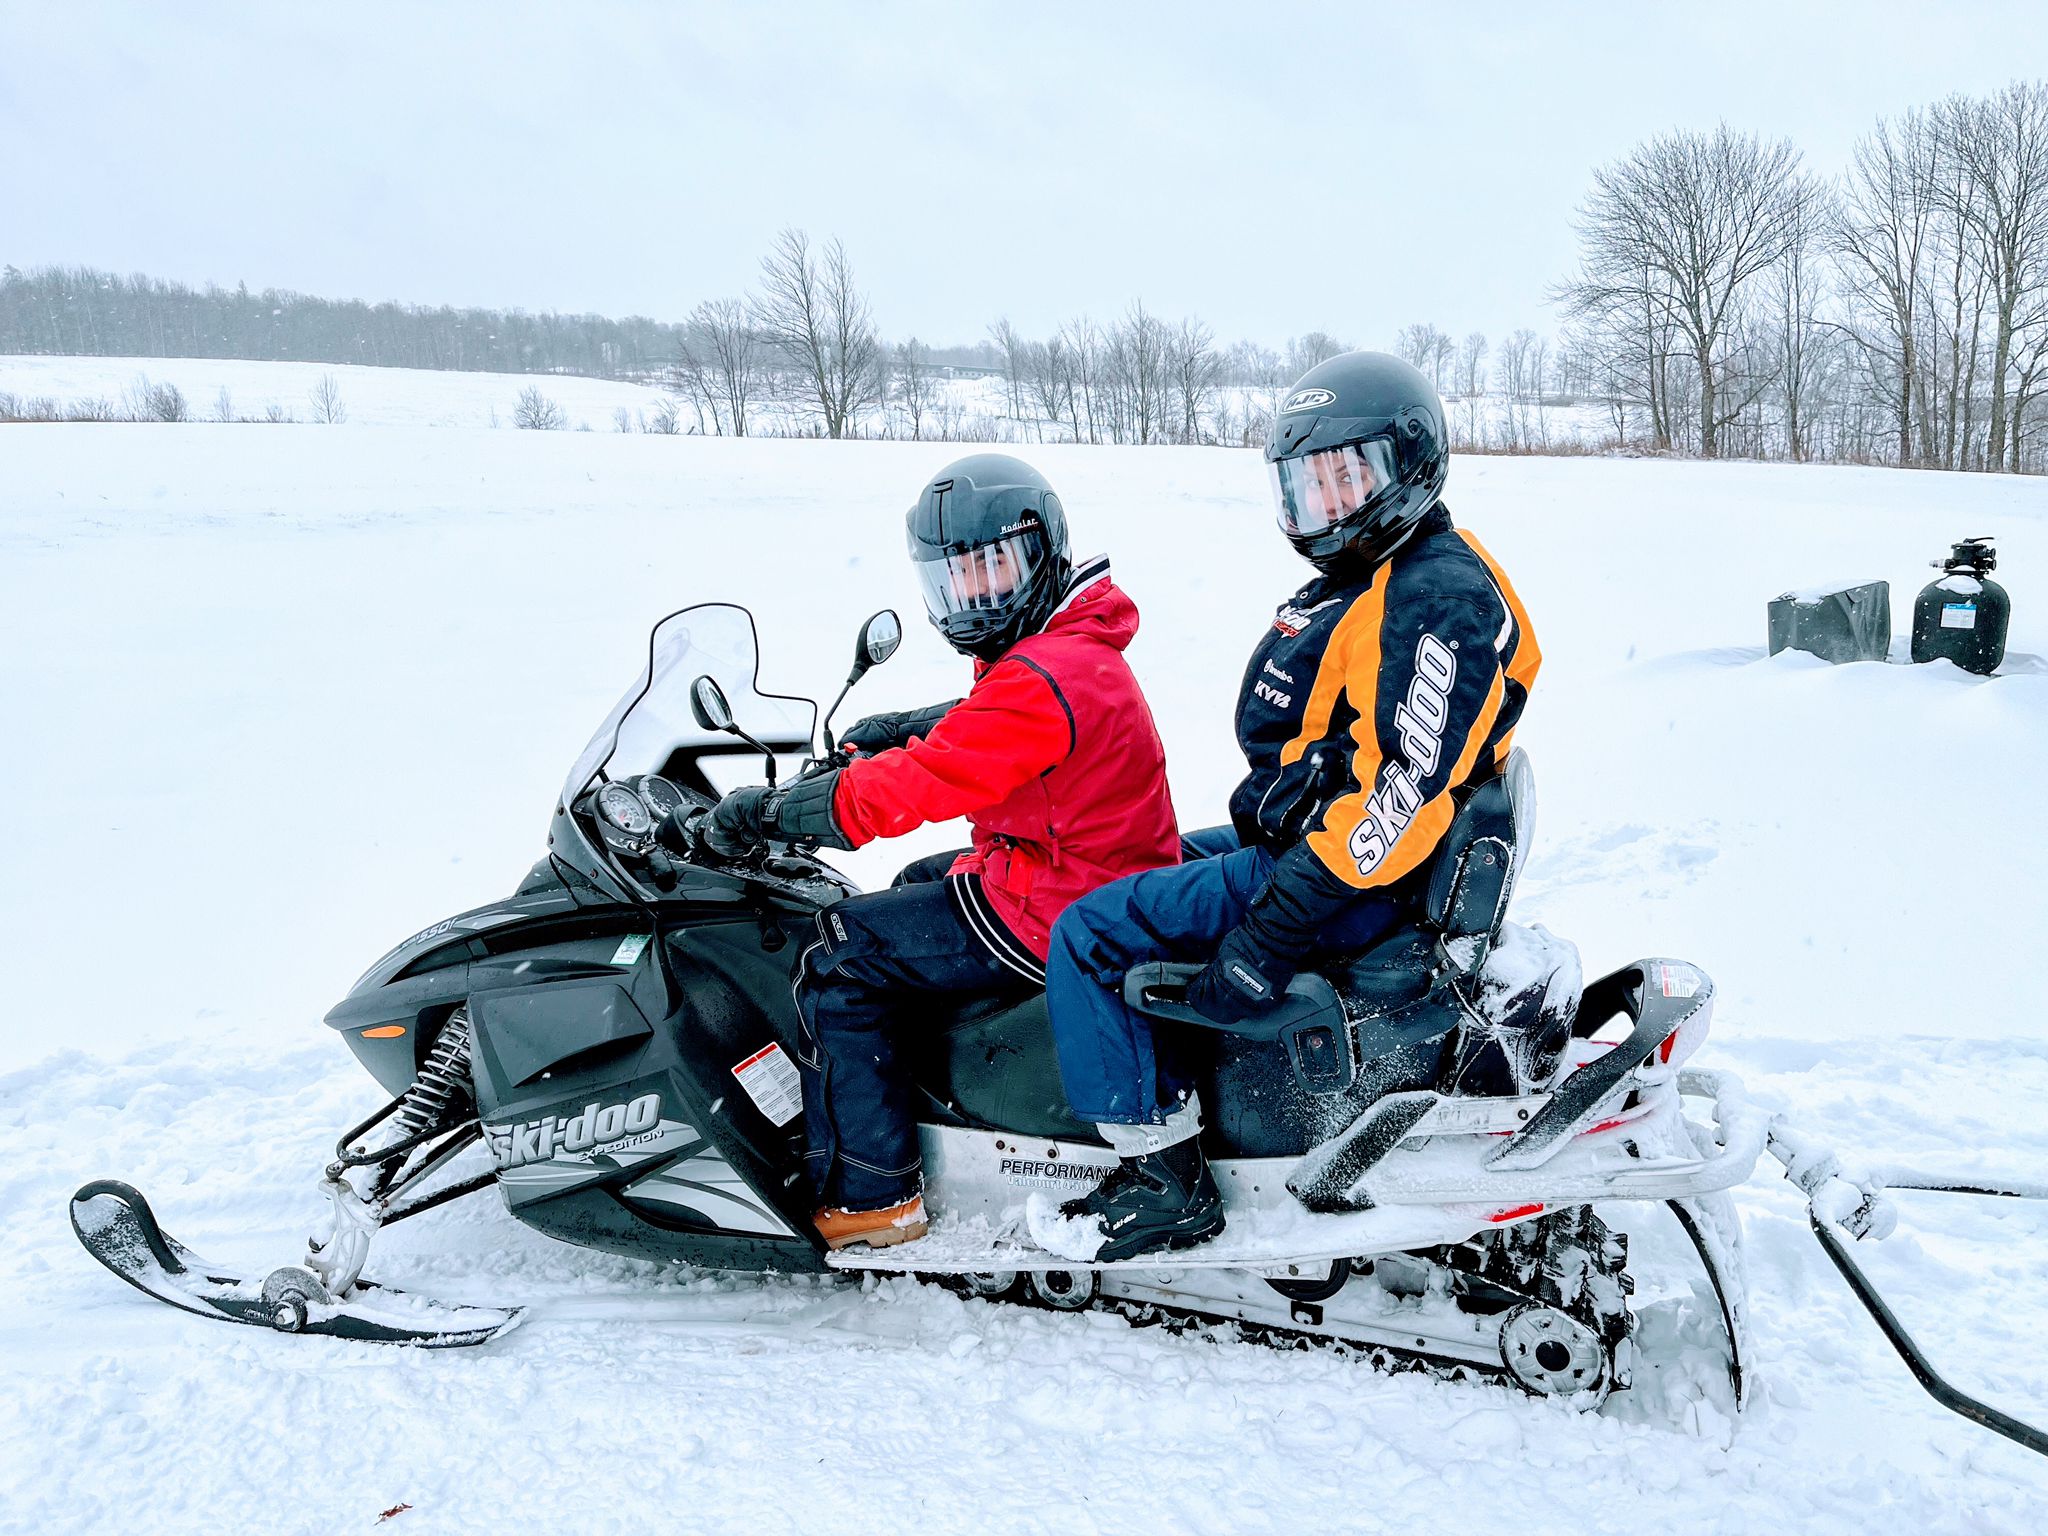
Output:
[906, 453, 1072, 659]
[1265, 351, 1448, 571]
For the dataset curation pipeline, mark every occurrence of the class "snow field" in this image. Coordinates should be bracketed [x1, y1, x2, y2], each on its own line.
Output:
[3, 406, 2047, 1533]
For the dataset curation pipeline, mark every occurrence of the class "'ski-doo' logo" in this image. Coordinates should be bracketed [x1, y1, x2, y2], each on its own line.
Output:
[1346, 633, 1457, 878]
[487, 1092, 663, 1170]
[1282, 387, 1336, 414]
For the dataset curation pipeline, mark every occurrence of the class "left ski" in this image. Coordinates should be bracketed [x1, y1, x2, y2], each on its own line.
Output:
[70, 1180, 521, 1347]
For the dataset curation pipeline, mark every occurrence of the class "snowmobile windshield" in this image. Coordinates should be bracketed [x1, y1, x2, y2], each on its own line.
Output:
[562, 604, 818, 804]
[1267, 438, 1399, 539]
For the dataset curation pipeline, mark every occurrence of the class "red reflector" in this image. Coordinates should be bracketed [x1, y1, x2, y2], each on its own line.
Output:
[362, 1025, 407, 1039]
[1488, 1203, 1545, 1224]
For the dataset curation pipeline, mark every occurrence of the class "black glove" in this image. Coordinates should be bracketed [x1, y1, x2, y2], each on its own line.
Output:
[704, 786, 773, 859]
[704, 771, 856, 860]
[766, 768, 854, 850]
[1186, 925, 1293, 1026]
[841, 700, 959, 755]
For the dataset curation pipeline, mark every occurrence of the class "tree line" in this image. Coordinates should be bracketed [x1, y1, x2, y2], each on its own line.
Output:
[1552, 81, 2048, 472]
[8, 77, 2046, 471]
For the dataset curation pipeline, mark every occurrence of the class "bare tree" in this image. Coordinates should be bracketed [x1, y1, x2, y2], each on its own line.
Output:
[212, 386, 235, 423]
[1166, 316, 1221, 444]
[672, 297, 763, 437]
[310, 373, 346, 424]
[988, 317, 1030, 437]
[513, 385, 565, 430]
[752, 228, 883, 439]
[1395, 323, 1454, 390]
[1558, 125, 1809, 456]
[644, 395, 681, 435]
[1772, 178, 1835, 460]
[1455, 332, 1488, 397]
[893, 337, 939, 440]
[613, 406, 635, 433]
[1058, 316, 1102, 443]
[1832, 110, 1941, 464]
[1938, 83, 2048, 470]
[1284, 331, 1345, 379]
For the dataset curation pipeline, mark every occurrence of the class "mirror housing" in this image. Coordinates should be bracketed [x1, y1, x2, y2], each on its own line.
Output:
[689, 675, 736, 734]
[857, 609, 903, 675]
[821, 609, 904, 755]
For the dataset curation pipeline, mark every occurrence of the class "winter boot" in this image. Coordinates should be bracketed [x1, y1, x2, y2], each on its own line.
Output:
[1057, 1140, 1225, 1262]
[814, 1194, 928, 1250]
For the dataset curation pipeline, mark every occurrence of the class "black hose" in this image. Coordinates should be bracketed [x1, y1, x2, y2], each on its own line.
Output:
[1807, 1212, 2048, 1459]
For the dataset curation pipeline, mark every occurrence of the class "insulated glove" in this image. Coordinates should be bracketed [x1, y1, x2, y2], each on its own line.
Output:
[703, 786, 773, 859]
[1186, 925, 1292, 1026]
[840, 700, 959, 754]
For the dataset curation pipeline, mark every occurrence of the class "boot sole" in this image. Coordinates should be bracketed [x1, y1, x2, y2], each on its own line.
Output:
[823, 1219, 929, 1251]
[1093, 1207, 1227, 1264]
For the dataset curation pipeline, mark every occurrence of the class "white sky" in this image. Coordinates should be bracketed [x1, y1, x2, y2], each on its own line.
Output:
[4, 2, 2043, 351]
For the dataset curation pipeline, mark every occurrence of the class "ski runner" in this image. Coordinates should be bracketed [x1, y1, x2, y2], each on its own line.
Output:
[1043, 352, 1542, 1261]
[699, 454, 1181, 1249]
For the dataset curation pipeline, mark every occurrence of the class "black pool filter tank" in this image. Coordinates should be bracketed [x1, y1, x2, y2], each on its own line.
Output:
[1911, 537, 2009, 676]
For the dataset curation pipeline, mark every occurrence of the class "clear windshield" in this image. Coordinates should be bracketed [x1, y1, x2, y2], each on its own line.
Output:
[562, 604, 818, 805]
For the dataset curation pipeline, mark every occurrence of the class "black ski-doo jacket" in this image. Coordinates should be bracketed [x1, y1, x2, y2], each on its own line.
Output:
[1225, 505, 1541, 961]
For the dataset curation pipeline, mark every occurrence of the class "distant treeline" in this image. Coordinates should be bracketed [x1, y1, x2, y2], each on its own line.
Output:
[0, 264, 998, 380]
[0, 264, 693, 377]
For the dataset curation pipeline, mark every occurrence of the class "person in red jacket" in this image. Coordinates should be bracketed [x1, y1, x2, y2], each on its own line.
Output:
[701, 454, 1180, 1249]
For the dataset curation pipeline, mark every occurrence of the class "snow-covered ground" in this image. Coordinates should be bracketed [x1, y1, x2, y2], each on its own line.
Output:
[4, 404, 2047, 1533]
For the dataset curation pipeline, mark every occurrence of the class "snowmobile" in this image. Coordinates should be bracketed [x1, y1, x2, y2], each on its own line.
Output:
[72, 603, 2048, 1450]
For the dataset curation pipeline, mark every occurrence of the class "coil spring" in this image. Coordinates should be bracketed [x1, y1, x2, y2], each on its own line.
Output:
[392, 1007, 475, 1139]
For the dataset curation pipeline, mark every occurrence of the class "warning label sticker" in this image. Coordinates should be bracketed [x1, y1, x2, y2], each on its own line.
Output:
[1941, 602, 1978, 630]
[1658, 962, 1702, 999]
[731, 1042, 803, 1127]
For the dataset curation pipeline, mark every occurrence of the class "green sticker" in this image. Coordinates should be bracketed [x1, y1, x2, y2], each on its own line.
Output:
[611, 933, 651, 966]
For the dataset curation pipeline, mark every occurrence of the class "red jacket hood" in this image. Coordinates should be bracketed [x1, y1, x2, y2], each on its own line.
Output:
[974, 557, 1135, 677]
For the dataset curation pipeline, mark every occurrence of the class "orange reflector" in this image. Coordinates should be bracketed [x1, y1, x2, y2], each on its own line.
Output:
[362, 1025, 407, 1039]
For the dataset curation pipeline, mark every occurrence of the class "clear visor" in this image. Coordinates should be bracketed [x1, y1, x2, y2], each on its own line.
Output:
[1268, 439, 1398, 538]
[914, 533, 1044, 622]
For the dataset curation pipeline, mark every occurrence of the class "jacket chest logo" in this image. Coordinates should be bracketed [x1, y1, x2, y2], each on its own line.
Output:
[1252, 658, 1296, 711]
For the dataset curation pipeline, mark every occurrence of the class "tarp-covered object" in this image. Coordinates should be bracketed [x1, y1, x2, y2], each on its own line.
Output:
[1767, 580, 1891, 664]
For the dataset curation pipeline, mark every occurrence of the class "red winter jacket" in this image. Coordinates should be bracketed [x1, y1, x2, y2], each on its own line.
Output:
[831, 558, 1181, 959]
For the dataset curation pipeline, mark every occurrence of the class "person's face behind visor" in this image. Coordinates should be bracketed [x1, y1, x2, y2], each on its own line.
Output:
[1268, 439, 1396, 538]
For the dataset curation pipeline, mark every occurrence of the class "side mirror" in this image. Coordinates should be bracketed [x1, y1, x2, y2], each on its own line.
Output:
[855, 609, 902, 677]
[688, 673, 777, 786]
[821, 609, 904, 755]
[689, 675, 735, 734]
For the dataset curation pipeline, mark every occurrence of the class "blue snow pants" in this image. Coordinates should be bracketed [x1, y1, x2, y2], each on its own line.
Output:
[1044, 826, 1412, 1126]
[794, 851, 1037, 1210]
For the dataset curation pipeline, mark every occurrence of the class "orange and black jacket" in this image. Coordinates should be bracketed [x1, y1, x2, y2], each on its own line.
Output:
[1227, 505, 1540, 958]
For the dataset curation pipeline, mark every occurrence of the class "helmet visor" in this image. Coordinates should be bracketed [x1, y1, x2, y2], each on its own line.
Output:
[1268, 439, 1398, 539]
[913, 532, 1046, 627]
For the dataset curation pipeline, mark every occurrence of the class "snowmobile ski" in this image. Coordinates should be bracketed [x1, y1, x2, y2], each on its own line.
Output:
[70, 1180, 521, 1347]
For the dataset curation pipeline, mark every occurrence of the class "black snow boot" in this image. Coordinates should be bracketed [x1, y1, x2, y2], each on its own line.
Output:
[1059, 1139, 1226, 1262]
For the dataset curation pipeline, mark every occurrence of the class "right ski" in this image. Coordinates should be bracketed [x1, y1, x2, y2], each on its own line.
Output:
[70, 1180, 521, 1347]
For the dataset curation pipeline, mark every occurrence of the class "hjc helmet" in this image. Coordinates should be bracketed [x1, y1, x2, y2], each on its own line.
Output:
[905, 453, 1073, 660]
[1265, 351, 1449, 571]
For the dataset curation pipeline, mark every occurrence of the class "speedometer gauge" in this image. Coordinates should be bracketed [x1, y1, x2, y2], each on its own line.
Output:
[636, 775, 685, 819]
[596, 782, 654, 837]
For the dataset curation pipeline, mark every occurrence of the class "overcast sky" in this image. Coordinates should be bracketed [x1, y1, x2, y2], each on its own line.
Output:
[4, 3, 2044, 351]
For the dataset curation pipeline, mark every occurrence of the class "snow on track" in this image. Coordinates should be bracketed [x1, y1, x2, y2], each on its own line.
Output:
[4, 414, 2047, 1532]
